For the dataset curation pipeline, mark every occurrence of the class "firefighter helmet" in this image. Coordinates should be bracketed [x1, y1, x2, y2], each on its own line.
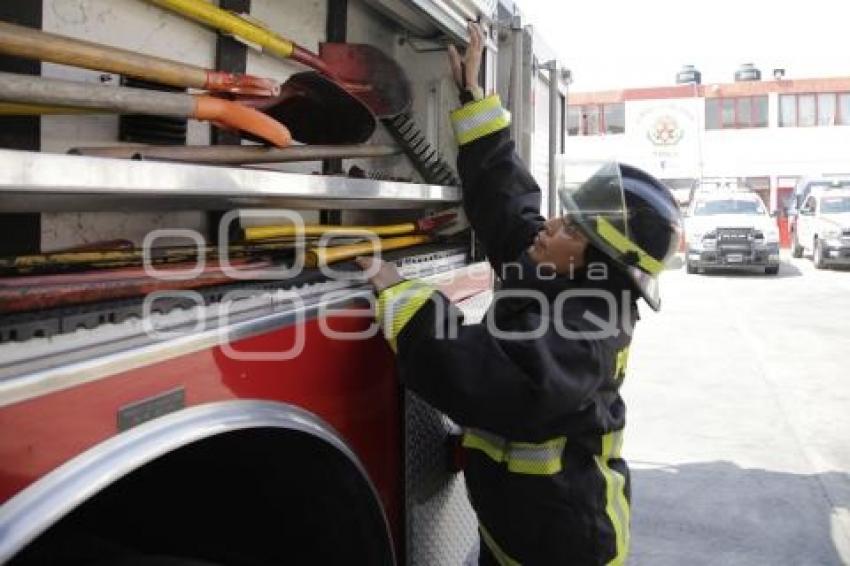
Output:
[558, 161, 683, 310]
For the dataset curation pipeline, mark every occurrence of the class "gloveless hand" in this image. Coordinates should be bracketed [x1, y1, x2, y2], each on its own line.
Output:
[355, 256, 404, 292]
[448, 22, 485, 96]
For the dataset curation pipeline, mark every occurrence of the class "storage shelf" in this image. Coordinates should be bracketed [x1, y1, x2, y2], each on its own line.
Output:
[0, 149, 461, 212]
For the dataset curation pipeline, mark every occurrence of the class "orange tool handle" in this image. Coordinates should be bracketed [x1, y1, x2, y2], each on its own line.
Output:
[193, 96, 291, 148]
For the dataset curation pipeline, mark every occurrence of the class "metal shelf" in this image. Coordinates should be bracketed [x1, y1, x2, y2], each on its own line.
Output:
[0, 149, 461, 212]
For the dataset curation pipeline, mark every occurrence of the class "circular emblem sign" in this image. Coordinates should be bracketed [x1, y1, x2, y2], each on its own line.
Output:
[647, 115, 683, 146]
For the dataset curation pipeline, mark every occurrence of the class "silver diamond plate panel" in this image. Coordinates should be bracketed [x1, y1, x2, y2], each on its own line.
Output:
[405, 392, 477, 566]
[404, 291, 492, 565]
[455, 291, 493, 325]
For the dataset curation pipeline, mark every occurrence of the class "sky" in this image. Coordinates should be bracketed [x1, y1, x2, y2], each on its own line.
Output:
[517, 0, 850, 93]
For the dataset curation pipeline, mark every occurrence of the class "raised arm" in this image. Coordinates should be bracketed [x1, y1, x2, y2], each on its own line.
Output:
[448, 23, 544, 274]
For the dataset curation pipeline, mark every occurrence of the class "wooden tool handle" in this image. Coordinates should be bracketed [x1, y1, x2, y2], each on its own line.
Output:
[0, 74, 290, 147]
[0, 21, 209, 90]
[0, 71, 194, 115]
[0, 102, 101, 115]
[305, 235, 431, 268]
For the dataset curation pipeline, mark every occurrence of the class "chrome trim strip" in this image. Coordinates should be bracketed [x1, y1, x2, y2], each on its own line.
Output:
[0, 149, 460, 212]
[0, 400, 394, 564]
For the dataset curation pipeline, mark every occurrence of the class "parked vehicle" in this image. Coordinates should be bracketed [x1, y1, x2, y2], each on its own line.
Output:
[787, 177, 850, 253]
[793, 189, 850, 268]
[685, 190, 781, 275]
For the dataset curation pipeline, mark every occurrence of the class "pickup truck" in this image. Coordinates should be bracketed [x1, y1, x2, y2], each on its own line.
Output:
[793, 189, 850, 268]
[685, 191, 781, 275]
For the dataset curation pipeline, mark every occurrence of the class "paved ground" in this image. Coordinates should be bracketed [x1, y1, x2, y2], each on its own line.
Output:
[624, 253, 850, 565]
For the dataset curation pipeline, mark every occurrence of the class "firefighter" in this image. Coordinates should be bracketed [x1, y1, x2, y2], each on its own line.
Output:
[357, 23, 682, 565]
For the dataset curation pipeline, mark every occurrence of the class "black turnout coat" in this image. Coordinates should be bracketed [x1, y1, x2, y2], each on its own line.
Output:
[386, 105, 637, 565]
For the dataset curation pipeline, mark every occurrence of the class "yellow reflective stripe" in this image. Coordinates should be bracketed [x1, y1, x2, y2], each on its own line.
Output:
[462, 429, 566, 476]
[376, 279, 435, 352]
[596, 217, 664, 275]
[506, 437, 566, 475]
[451, 95, 511, 145]
[462, 430, 506, 463]
[479, 523, 522, 566]
[595, 430, 630, 566]
[615, 347, 630, 382]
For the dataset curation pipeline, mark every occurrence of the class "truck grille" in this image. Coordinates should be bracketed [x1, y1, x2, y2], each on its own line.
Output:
[717, 228, 754, 242]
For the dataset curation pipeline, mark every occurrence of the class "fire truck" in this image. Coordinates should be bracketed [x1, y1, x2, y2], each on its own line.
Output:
[0, 1, 570, 563]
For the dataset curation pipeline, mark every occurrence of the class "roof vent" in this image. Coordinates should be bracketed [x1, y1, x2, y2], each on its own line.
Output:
[676, 65, 701, 85]
[735, 63, 761, 82]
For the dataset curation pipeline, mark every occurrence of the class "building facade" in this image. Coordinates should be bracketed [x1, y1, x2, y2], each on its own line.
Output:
[566, 75, 850, 212]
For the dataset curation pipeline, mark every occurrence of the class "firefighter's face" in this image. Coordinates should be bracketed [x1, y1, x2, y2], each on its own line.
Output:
[528, 216, 589, 273]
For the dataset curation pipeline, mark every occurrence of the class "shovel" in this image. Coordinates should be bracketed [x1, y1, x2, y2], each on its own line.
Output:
[0, 71, 375, 145]
[146, 0, 412, 118]
[0, 21, 279, 97]
[0, 23, 376, 144]
[0, 71, 291, 147]
[241, 71, 376, 144]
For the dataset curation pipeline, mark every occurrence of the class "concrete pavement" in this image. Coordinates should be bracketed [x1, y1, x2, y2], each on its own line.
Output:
[624, 254, 850, 565]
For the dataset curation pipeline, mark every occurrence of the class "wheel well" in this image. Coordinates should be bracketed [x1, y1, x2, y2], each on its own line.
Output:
[10, 428, 394, 566]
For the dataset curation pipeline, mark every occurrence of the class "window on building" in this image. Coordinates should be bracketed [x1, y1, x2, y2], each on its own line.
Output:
[798, 94, 816, 127]
[840, 94, 850, 126]
[780, 92, 850, 127]
[568, 103, 625, 136]
[818, 93, 837, 125]
[722, 99, 736, 127]
[754, 97, 768, 127]
[567, 106, 581, 136]
[583, 105, 600, 135]
[780, 94, 796, 126]
[705, 96, 768, 129]
[604, 104, 625, 134]
[736, 97, 751, 125]
[706, 99, 720, 129]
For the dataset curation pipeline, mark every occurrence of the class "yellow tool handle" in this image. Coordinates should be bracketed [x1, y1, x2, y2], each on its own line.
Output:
[146, 0, 294, 59]
[245, 223, 418, 241]
[305, 235, 431, 268]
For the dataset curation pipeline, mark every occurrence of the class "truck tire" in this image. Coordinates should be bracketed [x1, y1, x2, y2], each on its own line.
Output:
[791, 231, 803, 258]
[813, 238, 827, 269]
[764, 265, 779, 275]
[686, 261, 697, 274]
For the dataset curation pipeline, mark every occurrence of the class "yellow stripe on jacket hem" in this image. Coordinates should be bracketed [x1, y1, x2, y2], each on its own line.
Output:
[594, 429, 630, 566]
[376, 279, 435, 352]
[451, 95, 511, 145]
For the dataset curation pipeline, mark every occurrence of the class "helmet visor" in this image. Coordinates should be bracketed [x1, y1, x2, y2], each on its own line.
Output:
[557, 160, 630, 255]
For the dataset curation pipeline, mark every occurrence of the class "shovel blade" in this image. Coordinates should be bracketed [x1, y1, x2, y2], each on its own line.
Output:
[251, 71, 377, 145]
[318, 43, 412, 118]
